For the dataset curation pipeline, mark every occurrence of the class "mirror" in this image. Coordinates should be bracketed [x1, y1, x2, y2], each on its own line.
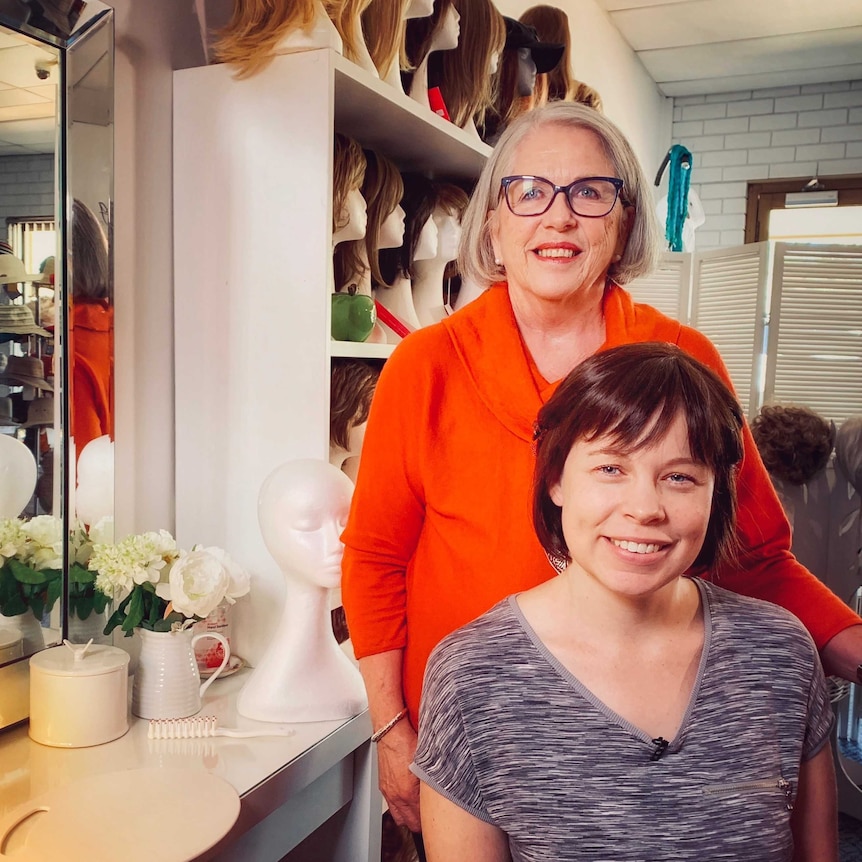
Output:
[0, 0, 113, 730]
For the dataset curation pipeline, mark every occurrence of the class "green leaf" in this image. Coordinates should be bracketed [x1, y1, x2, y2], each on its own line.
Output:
[44, 578, 62, 614]
[122, 588, 145, 632]
[73, 594, 94, 620]
[69, 563, 95, 585]
[7, 559, 50, 586]
[92, 592, 109, 615]
[104, 606, 125, 636]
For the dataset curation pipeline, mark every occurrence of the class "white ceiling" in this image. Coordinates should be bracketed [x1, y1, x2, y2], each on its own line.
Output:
[594, 0, 862, 97]
[0, 29, 58, 157]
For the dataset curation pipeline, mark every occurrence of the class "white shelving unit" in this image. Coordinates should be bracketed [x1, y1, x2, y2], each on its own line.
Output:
[172, 47, 488, 663]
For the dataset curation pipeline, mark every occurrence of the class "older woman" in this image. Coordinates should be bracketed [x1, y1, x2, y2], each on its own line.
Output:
[341, 102, 862, 833]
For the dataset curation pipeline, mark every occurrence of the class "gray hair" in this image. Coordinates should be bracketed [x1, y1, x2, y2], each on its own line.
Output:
[459, 102, 660, 288]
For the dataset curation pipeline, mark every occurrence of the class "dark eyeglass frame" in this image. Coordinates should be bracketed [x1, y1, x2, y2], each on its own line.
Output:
[500, 175, 627, 218]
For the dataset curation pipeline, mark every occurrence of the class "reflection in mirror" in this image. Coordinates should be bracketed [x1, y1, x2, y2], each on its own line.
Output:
[0, 24, 62, 673]
[0, 3, 114, 731]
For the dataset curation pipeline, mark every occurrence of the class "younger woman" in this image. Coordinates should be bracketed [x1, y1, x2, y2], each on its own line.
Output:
[412, 342, 837, 862]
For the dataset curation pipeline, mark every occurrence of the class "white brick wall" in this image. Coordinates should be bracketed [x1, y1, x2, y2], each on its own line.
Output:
[670, 81, 862, 250]
[0, 154, 55, 244]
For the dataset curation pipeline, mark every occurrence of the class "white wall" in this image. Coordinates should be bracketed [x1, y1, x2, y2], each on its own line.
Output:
[672, 80, 862, 249]
[495, 0, 672, 183]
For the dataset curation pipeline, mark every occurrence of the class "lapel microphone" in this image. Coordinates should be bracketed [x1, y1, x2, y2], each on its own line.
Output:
[650, 737, 669, 761]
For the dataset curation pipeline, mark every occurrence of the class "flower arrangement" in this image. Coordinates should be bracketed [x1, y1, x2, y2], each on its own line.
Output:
[90, 530, 250, 636]
[0, 516, 64, 620]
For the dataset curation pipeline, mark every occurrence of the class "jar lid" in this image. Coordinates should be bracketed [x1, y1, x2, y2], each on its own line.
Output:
[30, 641, 130, 677]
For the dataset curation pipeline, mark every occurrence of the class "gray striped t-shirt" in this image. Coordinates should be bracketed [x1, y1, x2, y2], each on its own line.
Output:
[412, 578, 833, 861]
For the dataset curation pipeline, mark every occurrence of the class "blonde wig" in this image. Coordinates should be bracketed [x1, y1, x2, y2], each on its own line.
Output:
[428, 0, 506, 128]
[518, 5, 574, 102]
[404, 0, 455, 69]
[213, 0, 323, 79]
[333, 134, 367, 233]
[571, 80, 603, 112]
[328, 0, 375, 62]
[460, 102, 660, 289]
[362, 0, 408, 77]
[332, 134, 367, 290]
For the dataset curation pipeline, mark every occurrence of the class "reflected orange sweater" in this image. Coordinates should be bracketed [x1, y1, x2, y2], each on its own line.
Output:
[341, 284, 860, 726]
[70, 300, 113, 456]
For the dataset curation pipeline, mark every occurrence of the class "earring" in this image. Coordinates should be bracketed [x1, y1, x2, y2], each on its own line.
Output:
[494, 257, 502, 266]
[611, 253, 622, 263]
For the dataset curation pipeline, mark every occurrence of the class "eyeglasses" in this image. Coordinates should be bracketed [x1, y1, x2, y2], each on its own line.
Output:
[500, 175, 626, 218]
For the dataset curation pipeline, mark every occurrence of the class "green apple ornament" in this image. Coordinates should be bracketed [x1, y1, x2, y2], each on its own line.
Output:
[331, 284, 376, 342]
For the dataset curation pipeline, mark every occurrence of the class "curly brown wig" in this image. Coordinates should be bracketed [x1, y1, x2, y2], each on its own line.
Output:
[751, 405, 835, 486]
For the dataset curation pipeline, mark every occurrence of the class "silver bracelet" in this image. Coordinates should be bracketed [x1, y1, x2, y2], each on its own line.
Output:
[371, 707, 408, 743]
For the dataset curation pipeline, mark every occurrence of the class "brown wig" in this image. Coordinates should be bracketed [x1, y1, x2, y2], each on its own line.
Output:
[427, 0, 506, 128]
[334, 149, 403, 289]
[533, 342, 744, 573]
[835, 416, 862, 494]
[379, 176, 469, 283]
[330, 358, 380, 449]
[518, 5, 574, 103]
[751, 405, 835, 486]
[72, 199, 110, 301]
[213, 0, 325, 79]
[362, 0, 408, 77]
[404, 0, 455, 68]
[571, 80, 603, 111]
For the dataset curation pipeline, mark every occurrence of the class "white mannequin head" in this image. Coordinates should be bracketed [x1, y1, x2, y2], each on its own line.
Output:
[75, 435, 114, 526]
[0, 434, 37, 518]
[433, 207, 462, 262]
[515, 47, 537, 97]
[378, 204, 406, 249]
[413, 214, 439, 261]
[258, 459, 354, 591]
[333, 188, 368, 246]
[430, 4, 460, 52]
[406, 0, 434, 18]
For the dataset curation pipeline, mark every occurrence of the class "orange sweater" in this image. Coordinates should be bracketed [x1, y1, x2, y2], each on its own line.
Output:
[341, 284, 860, 726]
[70, 300, 114, 456]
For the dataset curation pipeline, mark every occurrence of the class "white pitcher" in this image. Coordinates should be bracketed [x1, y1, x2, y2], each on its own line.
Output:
[131, 626, 229, 720]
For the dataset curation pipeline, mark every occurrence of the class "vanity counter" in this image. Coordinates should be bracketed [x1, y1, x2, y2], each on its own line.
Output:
[0, 668, 381, 861]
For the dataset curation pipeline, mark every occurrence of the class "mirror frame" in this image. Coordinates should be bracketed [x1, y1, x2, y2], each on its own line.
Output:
[0, 0, 114, 730]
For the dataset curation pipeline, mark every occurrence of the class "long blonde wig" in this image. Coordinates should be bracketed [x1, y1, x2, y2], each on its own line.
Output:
[362, 0, 408, 78]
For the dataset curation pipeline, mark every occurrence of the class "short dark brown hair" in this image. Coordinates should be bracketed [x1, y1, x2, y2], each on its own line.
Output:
[751, 404, 835, 486]
[532, 342, 744, 572]
[330, 359, 380, 450]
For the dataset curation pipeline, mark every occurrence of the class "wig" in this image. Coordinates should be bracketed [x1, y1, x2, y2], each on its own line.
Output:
[461, 102, 660, 289]
[71, 199, 110, 301]
[427, 0, 506, 128]
[571, 80, 603, 111]
[518, 5, 574, 103]
[330, 358, 380, 450]
[835, 416, 862, 494]
[362, 0, 409, 78]
[333, 133, 367, 233]
[533, 342, 744, 573]
[334, 149, 404, 289]
[379, 175, 469, 283]
[482, 45, 534, 143]
[404, 0, 455, 69]
[213, 0, 327, 79]
[328, 0, 375, 62]
[751, 405, 836, 486]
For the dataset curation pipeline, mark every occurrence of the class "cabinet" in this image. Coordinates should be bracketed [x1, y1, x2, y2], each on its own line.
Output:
[172, 48, 489, 667]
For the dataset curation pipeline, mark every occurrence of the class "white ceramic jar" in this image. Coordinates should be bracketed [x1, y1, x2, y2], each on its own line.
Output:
[29, 641, 130, 747]
[0, 626, 23, 663]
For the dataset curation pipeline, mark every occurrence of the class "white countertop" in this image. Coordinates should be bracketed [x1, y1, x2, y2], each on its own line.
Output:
[0, 667, 370, 817]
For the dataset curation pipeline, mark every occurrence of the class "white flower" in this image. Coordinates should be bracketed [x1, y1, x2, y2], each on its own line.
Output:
[200, 546, 250, 603]
[0, 518, 27, 566]
[166, 549, 231, 618]
[90, 529, 179, 600]
[20, 515, 64, 570]
[88, 517, 115, 545]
